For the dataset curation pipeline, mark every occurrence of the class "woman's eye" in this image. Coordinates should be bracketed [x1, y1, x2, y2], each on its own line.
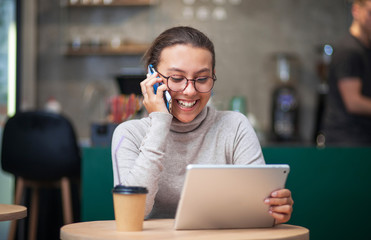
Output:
[196, 77, 209, 83]
[170, 76, 185, 82]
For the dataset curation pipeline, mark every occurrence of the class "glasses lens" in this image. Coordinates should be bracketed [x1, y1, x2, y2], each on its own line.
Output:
[168, 76, 187, 91]
[168, 76, 215, 92]
[195, 77, 214, 93]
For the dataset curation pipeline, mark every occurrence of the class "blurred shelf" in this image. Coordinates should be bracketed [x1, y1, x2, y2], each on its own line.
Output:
[65, 0, 156, 7]
[64, 43, 150, 56]
[62, 0, 154, 56]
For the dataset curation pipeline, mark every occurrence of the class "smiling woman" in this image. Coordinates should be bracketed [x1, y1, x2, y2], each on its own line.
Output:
[154, 44, 214, 123]
[111, 26, 293, 222]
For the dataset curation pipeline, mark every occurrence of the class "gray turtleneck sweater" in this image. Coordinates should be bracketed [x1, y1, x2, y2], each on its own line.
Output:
[112, 106, 265, 219]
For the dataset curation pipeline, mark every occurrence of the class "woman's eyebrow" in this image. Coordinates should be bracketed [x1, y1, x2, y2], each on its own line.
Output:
[167, 67, 186, 73]
[167, 67, 211, 74]
[195, 68, 211, 74]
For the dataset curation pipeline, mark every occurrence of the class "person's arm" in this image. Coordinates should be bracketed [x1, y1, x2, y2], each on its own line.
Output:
[231, 113, 265, 165]
[112, 71, 172, 217]
[112, 112, 173, 217]
[338, 77, 371, 115]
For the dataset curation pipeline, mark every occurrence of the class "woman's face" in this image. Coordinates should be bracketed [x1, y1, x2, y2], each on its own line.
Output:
[157, 44, 214, 123]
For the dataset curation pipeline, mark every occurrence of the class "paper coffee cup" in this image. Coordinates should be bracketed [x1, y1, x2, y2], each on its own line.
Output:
[112, 185, 148, 231]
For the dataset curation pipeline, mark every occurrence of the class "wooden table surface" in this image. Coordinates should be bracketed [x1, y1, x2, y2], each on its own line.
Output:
[0, 204, 27, 222]
[60, 219, 309, 240]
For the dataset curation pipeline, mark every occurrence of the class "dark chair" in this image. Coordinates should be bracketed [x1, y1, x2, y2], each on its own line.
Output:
[1, 111, 81, 240]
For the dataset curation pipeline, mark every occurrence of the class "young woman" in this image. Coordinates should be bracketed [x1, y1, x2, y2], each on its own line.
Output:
[112, 26, 293, 223]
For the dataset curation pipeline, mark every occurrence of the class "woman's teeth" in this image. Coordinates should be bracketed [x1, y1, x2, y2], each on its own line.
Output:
[177, 100, 196, 108]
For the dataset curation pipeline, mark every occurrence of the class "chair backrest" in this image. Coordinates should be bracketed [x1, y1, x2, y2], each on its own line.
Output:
[1, 111, 81, 181]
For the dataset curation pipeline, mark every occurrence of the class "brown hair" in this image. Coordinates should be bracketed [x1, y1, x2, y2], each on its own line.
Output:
[144, 26, 215, 71]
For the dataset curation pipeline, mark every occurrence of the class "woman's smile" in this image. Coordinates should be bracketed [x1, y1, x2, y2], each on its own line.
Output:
[176, 99, 198, 109]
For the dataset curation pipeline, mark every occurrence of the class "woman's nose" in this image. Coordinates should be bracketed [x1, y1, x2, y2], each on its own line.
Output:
[182, 80, 197, 95]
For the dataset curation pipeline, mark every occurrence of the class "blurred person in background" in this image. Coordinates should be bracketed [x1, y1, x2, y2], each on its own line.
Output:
[323, 0, 371, 146]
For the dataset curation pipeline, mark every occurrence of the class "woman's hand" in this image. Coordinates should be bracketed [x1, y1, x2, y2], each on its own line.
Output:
[140, 72, 169, 114]
[264, 188, 294, 224]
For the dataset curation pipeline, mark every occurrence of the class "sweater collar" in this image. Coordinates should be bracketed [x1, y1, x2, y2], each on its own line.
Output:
[170, 106, 212, 133]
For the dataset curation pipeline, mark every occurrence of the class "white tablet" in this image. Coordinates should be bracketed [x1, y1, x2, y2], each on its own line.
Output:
[174, 164, 290, 230]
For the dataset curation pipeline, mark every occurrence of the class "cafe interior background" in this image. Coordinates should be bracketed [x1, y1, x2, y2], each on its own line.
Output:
[0, 0, 360, 239]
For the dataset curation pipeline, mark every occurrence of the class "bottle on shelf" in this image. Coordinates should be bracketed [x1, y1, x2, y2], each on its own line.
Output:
[270, 53, 300, 142]
[313, 44, 333, 146]
[229, 96, 247, 115]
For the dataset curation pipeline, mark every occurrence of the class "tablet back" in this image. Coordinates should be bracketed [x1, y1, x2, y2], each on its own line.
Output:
[174, 164, 290, 230]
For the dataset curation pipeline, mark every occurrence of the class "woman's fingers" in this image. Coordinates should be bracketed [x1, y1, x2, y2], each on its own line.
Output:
[140, 74, 150, 96]
[140, 73, 169, 113]
[269, 204, 293, 224]
[271, 189, 292, 198]
[267, 189, 294, 205]
[265, 196, 293, 206]
[264, 188, 294, 224]
[270, 204, 293, 214]
[269, 210, 291, 224]
[140, 73, 158, 96]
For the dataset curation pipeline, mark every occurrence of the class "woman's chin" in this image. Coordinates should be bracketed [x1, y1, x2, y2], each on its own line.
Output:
[172, 101, 201, 123]
[173, 114, 196, 123]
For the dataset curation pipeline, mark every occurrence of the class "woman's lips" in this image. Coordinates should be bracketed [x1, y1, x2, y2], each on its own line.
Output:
[176, 99, 198, 110]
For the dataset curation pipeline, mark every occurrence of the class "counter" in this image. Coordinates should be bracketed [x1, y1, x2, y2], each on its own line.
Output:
[81, 146, 371, 240]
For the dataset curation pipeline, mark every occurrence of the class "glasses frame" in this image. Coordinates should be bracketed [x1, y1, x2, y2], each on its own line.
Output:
[155, 69, 217, 93]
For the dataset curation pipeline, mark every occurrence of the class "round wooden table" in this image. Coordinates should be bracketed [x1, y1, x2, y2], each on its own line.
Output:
[60, 219, 309, 240]
[0, 204, 27, 222]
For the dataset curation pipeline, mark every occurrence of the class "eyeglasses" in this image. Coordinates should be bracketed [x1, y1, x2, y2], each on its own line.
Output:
[156, 70, 217, 93]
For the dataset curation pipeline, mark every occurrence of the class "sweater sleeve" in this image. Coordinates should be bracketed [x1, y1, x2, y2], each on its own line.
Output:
[231, 112, 265, 165]
[111, 112, 173, 216]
